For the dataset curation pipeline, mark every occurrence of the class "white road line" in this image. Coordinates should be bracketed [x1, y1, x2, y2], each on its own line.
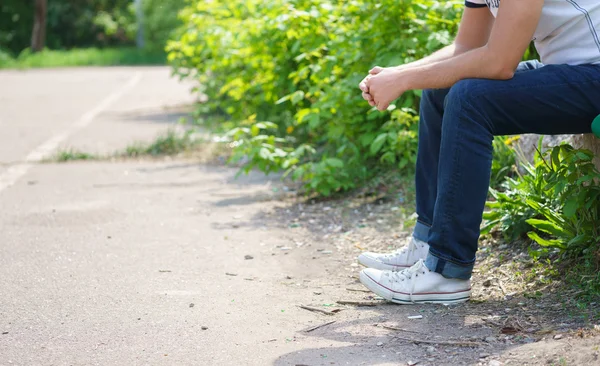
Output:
[0, 72, 143, 194]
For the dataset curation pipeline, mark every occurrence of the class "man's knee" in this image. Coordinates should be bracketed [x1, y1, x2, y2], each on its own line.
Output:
[421, 88, 449, 111]
[447, 79, 481, 108]
[446, 79, 496, 133]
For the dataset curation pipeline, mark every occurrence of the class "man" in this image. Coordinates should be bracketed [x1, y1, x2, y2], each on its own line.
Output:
[357, 0, 600, 304]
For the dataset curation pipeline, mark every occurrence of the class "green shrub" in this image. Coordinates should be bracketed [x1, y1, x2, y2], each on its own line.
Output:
[168, 0, 462, 195]
[483, 142, 600, 256]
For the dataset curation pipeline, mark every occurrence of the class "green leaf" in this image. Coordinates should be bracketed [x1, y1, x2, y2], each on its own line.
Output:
[326, 158, 344, 168]
[275, 95, 290, 105]
[525, 218, 569, 237]
[527, 232, 565, 248]
[551, 146, 560, 170]
[482, 210, 501, 221]
[258, 147, 272, 161]
[525, 199, 566, 227]
[295, 108, 312, 124]
[567, 234, 588, 246]
[291, 90, 305, 105]
[308, 113, 320, 129]
[562, 198, 578, 218]
[480, 219, 501, 235]
[576, 151, 593, 161]
[359, 133, 377, 147]
[380, 151, 396, 164]
[370, 133, 388, 155]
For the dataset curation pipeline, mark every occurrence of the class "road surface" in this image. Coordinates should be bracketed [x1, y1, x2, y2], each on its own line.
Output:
[0, 67, 376, 365]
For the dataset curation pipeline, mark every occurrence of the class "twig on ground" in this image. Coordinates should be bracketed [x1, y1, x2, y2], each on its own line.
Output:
[393, 336, 483, 347]
[337, 300, 380, 307]
[345, 287, 371, 293]
[498, 268, 512, 279]
[496, 278, 507, 295]
[298, 305, 341, 316]
[377, 324, 424, 334]
[301, 320, 337, 333]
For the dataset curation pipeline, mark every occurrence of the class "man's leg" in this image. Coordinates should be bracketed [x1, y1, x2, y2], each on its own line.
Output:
[357, 87, 450, 271]
[426, 63, 600, 279]
[414, 88, 450, 242]
[414, 60, 544, 243]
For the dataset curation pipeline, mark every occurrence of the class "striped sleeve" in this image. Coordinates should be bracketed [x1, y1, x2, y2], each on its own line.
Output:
[465, 0, 487, 8]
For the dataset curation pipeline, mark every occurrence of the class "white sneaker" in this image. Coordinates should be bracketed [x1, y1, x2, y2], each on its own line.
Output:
[357, 237, 429, 271]
[359, 259, 471, 304]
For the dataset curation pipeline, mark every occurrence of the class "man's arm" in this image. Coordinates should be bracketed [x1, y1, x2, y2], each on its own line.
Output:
[367, 0, 544, 110]
[396, 7, 495, 70]
[360, 6, 494, 105]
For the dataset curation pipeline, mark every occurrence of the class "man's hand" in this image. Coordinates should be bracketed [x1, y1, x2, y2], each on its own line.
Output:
[359, 66, 406, 111]
[358, 67, 384, 107]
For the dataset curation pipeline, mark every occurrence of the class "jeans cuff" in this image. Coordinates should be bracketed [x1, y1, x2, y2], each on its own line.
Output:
[424, 251, 474, 280]
[413, 220, 430, 242]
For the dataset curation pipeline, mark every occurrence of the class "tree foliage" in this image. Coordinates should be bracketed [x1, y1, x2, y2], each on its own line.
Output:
[0, 0, 186, 55]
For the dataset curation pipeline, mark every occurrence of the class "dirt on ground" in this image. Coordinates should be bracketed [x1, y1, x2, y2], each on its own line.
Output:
[237, 173, 600, 366]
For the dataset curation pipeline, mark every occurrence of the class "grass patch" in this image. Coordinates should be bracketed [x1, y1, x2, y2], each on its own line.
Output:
[120, 130, 199, 157]
[0, 47, 165, 69]
[48, 130, 203, 163]
[53, 149, 99, 162]
[564, 256, 600, 314]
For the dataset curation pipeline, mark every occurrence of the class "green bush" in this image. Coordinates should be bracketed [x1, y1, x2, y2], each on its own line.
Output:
[168, 0, 462, 195]
[483, 142, 600, 256]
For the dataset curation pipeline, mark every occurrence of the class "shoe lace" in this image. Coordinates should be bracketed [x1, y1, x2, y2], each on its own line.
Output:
[383, 259, 430, 303]
[383, 238, 420, 261]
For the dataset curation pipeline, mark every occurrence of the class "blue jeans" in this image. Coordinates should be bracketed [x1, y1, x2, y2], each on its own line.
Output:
[414, 60, 600, 279]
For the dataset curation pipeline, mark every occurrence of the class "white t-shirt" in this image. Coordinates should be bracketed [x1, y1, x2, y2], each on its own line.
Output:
[465, 0, 600, 65]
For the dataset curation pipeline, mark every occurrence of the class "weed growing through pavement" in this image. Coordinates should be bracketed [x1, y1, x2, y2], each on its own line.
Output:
[49, 130, 203, 162]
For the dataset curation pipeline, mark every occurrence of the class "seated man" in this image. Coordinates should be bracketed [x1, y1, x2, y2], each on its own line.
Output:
[357, 0, 600, 304]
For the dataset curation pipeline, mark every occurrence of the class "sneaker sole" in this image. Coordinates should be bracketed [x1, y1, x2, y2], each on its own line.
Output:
[359, 271, 471, 305]
[357, 254, 410, 272]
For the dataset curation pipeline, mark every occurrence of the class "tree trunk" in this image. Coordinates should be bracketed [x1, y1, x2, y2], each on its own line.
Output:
[31, 0, 47, 52]
[573, 134, 600, 169]
[518, 134, 600, 171]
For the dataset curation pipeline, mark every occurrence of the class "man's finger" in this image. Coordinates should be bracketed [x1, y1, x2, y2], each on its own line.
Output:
[359, 82, 368, 93]
[359, 78, 370, 92]
[362, 92, 373, 101]
[377, 102, 389, 111]
[369, 66, 383, 75]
